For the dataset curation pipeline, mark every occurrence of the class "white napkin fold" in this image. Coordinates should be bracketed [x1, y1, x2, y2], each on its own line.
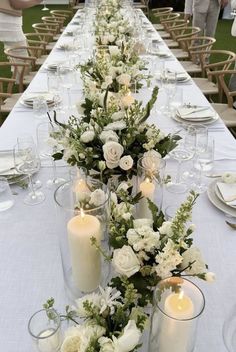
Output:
[177, 106, 215, 120]
[217, 182, 236, 207]
[176, 72, 188, 81]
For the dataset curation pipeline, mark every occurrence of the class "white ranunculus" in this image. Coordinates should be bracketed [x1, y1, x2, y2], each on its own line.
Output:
[111, 111, 125, 121]
[119, 155, 133, 170]
[103, 141, 124, 169]
[181, 247, 206, 275]
[109, 45, 121, 56]
[116, 73, 131, 86]
[100, 130, 119, 143]
[205, 272, 216, 282]
[112, 245, 140, 278]
[114, 320, 141, 352]
[104, 121, 126, 131]
[90, 189, 107, 206]
[222, 172, 236, 184]
[80, 130, 95, 143]
[133, 219, 153, 229]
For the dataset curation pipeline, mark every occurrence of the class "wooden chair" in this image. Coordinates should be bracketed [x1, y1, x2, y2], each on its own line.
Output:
[191, 50, 236, 102]
[162, 19, 189, 46]
[50, 9, 72, 19]
[0, 62, 30, 113]
[32, 23, 60, 41]
[41, 16, 65, 32]
[208, 70, 236, 128]
[178, 37, 216, 76]
[153, 13, 179, 36]
[25, 32, 55, 53]
[170, 26, 201, 60]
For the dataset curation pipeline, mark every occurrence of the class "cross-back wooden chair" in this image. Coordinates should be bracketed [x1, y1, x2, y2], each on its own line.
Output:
[50, 9, 72, 19]
[208, 70, 236, 128]
[0, 62, 30, 113]
[152, 7, 174, 30]
[41, 16, 65, 32]
[169, 26, 201, 59]
[162, 19, 189, 46]
[178, 37, 216, 76]
[191, 50, 236, 102]
[153, 13, 179, 35]
[32, 23, 60, 41]
[25, 32, 55, 53]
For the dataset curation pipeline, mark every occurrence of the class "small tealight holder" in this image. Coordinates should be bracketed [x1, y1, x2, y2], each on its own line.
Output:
[136, 155, 166, 219]
[149, 277, 205, 352]
[54, 177, 110, 300]
[28, 308, 61, 352]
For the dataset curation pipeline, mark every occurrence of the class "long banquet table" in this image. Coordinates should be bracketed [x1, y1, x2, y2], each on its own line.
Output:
[1, 8, 236, 352]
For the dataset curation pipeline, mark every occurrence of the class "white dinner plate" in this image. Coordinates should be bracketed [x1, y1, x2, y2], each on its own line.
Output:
[214, 181, 236, 209]
[20, 92, 58, 108]
[172, 111, 219, 125]
[207, 179, 236, 217]
[0, 150, 28, 185]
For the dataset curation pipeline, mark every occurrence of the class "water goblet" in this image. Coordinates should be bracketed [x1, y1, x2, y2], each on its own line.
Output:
[13, 140, 45, 205]
[57, 65, 75, 112]
[37, 122, 65, 189]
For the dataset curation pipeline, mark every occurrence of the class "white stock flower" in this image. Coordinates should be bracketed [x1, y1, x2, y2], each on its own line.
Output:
[114, 202, 134, 218]
[80, 130, 95, 143]
[110, 191, 118, 204]
[99, 91, 117, 107]
[181, 247, 206, 275]
[119, 155, 133, 170]
[109, 45, 121, 56]
[133, 219, 153, 228]
[103, 141, 124, 169]
[121, 94, 135, 108]
[100, 130, 119, 143]
[116, 73, 131, 86]
[222, 172, 236, 184]
[89, 189, 107, 206]
[117, 181, 130, 193]
[122, 212, 132, 220]
[101, 75, 113, 90]
[155, 239, 182, 279]
[127, 226, 160, 252]
[205, 272, 216, 282]
[112, 245, 140, 278]
[159, 221, 173, 237]
[113, 320, 141, 352]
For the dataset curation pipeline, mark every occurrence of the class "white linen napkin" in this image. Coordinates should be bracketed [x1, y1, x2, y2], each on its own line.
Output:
[217, 182, 236, 207]
[177, 106, 215, 120]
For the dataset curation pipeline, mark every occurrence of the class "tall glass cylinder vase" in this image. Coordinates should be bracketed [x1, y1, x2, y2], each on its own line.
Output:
[149, 277, 205, 352]
[136, 155, 166, 219]
[54, 176, 110, 300]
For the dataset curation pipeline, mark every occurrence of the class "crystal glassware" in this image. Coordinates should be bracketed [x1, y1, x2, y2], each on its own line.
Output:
[0, 177, 14, 211]
[149, 277, 205, 352]
[13, 140, 45, 205]
[28, 308, 61, 352]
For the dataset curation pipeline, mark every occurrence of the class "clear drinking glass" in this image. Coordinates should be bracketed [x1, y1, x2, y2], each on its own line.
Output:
[0, 177, 14, 211]
[37, 122, 65, 189]
[57, 65, 75, 111]
[13, 140, 45, 205]
[33, 97, 48, 120]
[28, 308, 61, 352]
[162, 69, 177, 116]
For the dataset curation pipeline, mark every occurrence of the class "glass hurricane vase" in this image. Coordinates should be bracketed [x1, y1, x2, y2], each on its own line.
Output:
[54, 177, 110, 301]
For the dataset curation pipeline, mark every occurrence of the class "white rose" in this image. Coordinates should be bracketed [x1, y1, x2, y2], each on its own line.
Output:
[103, 141, 124, 169]
[119, 155, 133, 171]
[112, 245, 140, 278]
[109, 46, 121, 56]
[205, 272, 216, 282]
[114, 320, 141, 352]
[116, 73, 131, 86]
[111, 111, 125, 121]
[133, 218, 153, 228]
[100, 130, 119, 143]
[98, 160, 106, 171]
[80, 130, 95, 143]
[61, 335, 81, 352]
[99, 337, 115, 352]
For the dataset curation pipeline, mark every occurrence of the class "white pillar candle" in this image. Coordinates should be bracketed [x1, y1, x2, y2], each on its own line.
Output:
[37, 329, 60, 352]
[67, 211, 101, 293]
[137, 178, 155, 219]
[157, 291, 194, 352]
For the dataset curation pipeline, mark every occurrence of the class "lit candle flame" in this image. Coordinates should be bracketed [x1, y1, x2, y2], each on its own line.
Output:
[80, 208, 85, 219]
[145, 177, 150, 184]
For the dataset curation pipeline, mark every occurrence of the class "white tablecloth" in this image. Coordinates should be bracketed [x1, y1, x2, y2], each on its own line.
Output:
[0, 10, 236, 352]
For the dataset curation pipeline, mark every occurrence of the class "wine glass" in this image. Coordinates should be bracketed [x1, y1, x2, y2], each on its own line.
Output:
[167, 129, 196, 193]
[37, 122, 65, 189]
[13, 140, 45, 205]
[42, 0, 49, 11]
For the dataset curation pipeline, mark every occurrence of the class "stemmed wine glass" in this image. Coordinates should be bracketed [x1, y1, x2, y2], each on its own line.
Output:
[13, 140, 45, 205]
[42, 0, 49, 11]
[167, 128, 196, 193]
[57, 65, 75, 112]
[37, 122, 65, 189]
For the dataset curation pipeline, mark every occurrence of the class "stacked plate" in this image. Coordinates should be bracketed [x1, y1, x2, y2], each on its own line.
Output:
[20, 92, 58, 109]
[207, 178, 236, 217]
[174, 105, 218, 125]
[175, 72, 191, 84]
[45, 62, 59, 72]
[155, 49, 172, 58]
[0, 150, 27, 185]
